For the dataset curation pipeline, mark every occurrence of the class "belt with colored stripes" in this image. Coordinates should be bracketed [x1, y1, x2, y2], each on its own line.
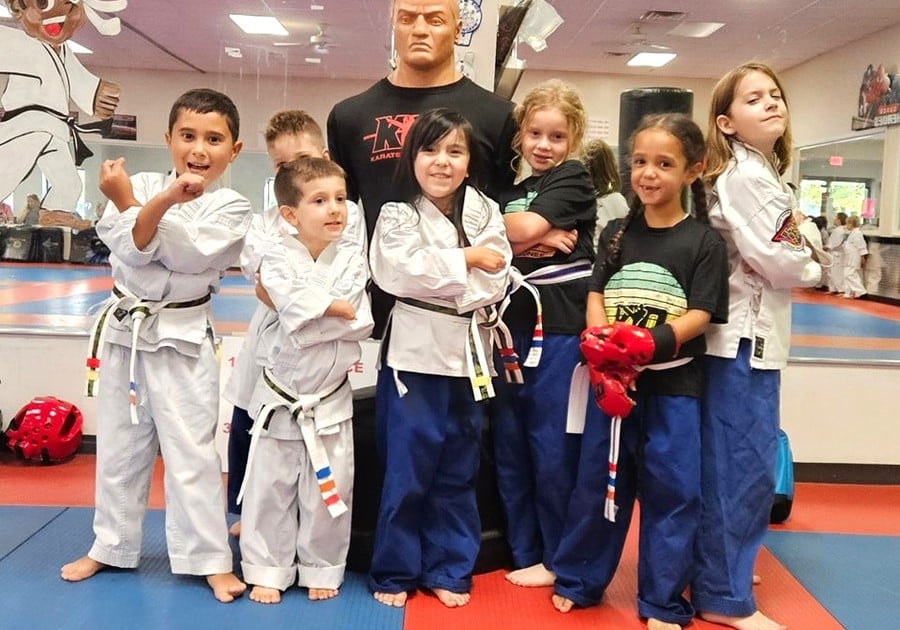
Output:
[237, 368, 350, 518]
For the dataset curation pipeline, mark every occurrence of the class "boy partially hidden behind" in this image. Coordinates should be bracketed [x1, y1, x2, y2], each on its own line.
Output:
[61, 88, 250, 602]
[238, 157, 372, 603]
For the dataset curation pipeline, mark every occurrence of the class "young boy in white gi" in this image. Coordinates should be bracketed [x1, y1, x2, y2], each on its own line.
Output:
[238, 157, 373, 604]
[61, 88, 250, 603]
[224, 110, 365, 537]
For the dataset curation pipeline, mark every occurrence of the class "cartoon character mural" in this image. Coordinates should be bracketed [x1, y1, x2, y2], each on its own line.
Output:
[0, 0, 126, 217]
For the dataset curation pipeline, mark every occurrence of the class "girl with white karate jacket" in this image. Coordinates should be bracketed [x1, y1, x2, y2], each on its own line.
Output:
[367, 108, 512, 609]
[693, 63, 823, 630]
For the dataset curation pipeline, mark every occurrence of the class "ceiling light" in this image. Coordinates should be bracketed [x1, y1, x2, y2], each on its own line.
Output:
[668, 22, 725, 38]
[305, 57, 322, 64]
[0, 6, 11, 19]
[627, 52, 676, 68]
[67, 40, 93, 54]
[310, 4, 325, 10]
[229, 14, 289, 36]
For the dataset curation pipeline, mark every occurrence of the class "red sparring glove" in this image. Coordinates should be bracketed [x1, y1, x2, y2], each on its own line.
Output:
[587, 363, 639, 418]
[580, 322, 677, 368]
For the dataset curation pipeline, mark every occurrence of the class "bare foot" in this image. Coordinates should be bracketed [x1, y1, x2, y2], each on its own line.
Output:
[229, 520, 241, 537]
[206, 572, 246, 603]
[552, 594, 575, 613]
[374, 590, 408, 607]
[506, 563, 556, 587]
[699, 610, 787, 630]
[648, 618, 681, 630]
[249, 585, 281, 604]
[309, 587, 339, 601]
[752, 574, 761, 585]
[433, 588, 470, 607]
[61, 556, 107, 582]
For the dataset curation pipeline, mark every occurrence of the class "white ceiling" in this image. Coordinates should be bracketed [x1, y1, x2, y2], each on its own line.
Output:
[3, 1, 900, 82]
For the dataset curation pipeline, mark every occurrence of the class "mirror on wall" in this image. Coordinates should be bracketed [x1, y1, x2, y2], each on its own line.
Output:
[3, 143, 273, 222]
[795, 132, 885, 228]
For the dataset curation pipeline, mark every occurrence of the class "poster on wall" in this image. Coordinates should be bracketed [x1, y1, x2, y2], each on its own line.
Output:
[851, 63, 900, 131]
[0, 0, 127, 218]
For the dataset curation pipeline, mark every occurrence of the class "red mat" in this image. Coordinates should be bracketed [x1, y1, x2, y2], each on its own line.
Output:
[404, 516, 843, 630]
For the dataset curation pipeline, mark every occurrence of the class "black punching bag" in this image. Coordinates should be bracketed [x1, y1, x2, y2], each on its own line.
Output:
[618, 88, 693, 201]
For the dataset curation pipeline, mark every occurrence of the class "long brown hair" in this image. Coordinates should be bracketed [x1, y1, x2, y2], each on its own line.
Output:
[705, 62, 793, 185]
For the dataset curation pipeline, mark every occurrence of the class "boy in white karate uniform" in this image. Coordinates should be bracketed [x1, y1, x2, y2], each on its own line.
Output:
[238, 157, 373, 604]
[61, 88, 250, 603]
[224, 110, 365, 537]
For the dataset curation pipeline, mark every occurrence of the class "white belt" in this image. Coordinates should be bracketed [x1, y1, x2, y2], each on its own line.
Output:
[85, 286, 210, 425]
[237, 368, 349, 518]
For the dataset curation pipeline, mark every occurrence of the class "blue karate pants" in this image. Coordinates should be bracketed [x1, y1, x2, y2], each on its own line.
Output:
[554, 394, 701, 626]
[369, 368, 485, 594]
[226, 405, 253, 514]
[491, 333, 582, 569]
[692, 339, 779, 617]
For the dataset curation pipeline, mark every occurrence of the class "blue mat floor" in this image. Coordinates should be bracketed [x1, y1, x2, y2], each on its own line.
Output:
[0, 507, 403, 630]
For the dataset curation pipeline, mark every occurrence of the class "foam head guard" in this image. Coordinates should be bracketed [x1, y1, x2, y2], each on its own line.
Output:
[5, 397, 83, 463]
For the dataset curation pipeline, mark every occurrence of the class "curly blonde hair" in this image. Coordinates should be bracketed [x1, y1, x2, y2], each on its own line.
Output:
[512, 79, 587, 168]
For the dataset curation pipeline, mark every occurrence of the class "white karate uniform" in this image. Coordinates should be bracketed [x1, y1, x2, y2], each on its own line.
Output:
[239, 237, 373, 591]
[89, 172, 250, 574]
[224, 200, 365, 411]
[370, 188, 512, 380]
[842, 229, 868, 298]
[0, 27, 100, 211]
[705, 142, 821, 369]
[827, 225, 848, 294]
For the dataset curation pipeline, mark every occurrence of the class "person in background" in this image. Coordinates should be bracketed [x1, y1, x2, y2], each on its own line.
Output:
[841, 214, 867, 299]
[826, 211, 848, 295]
[17, 193, 41, 225]
[582, 138, 629, 251]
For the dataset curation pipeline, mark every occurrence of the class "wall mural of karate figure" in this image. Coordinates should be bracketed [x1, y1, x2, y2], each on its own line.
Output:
[0, 0, 126, 222]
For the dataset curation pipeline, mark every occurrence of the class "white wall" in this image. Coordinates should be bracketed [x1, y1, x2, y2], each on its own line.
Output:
[1, 332, 896, 465]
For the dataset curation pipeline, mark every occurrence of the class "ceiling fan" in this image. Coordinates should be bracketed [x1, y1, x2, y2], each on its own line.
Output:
[272, 24, 339, 54]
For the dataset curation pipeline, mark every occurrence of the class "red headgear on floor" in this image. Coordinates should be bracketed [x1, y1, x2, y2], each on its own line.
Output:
[5, 396, 83, 463]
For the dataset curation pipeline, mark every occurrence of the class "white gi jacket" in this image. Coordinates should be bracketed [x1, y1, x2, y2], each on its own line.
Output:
[226, 199, 366, 410]
[705, 142, 821, 369]
[0, 27, 101, 210]
[238, 200, 366, 282]
[95, 172, 251, 353]
[370, 187, 512, 377]
[249, 237, 373, 438]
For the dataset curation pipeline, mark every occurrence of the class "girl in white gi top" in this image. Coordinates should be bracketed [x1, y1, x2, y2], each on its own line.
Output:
[841, 215, 868, 298]
[368, 108, 512, 609]
[692, 63, 823, 630]
[61, 89, 249, 603]
[239, 157, 373, 604]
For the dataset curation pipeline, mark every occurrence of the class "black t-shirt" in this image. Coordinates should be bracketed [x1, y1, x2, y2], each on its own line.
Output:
[590, 212, 729, 397]
[327, 76, 517, 337]
[502, 160, 597, 336]
[327, 76, 517, 237]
